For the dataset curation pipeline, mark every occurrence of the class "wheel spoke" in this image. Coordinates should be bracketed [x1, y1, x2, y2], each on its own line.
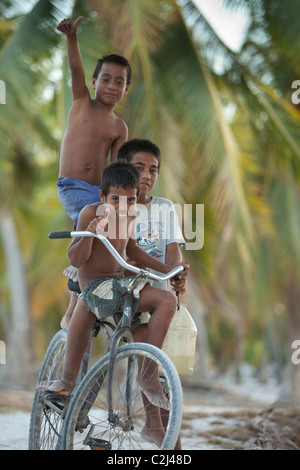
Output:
[61, 343, 182, 450]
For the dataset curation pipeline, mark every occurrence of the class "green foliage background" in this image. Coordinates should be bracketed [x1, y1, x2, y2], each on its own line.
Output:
[0, 0, 299, 379]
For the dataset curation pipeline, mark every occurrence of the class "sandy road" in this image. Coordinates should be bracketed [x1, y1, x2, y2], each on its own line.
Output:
[1, 386, 294, 451]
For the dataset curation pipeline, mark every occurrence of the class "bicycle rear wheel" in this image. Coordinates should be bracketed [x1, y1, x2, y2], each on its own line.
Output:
[60, 342, 182, 450]
[29, 329, 68, 450]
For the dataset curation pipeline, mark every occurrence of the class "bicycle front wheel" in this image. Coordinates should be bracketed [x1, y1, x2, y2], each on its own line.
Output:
[29, 329, 68, 450]
[60, 342, 182, 450]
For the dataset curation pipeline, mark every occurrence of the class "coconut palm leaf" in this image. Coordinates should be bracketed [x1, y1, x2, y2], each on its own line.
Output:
[1, 0, 300, 390]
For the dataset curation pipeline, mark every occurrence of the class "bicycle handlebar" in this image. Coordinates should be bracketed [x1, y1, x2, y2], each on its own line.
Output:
[49, 231, 185, 282]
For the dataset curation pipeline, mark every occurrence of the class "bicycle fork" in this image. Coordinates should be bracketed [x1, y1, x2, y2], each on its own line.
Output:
[107, 290, 135, 431]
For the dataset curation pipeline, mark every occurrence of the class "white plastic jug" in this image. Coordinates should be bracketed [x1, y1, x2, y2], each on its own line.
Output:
[163, 304, 197, 376]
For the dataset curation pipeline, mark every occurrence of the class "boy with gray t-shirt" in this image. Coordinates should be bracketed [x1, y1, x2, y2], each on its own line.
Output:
[117, 138, 186, 293]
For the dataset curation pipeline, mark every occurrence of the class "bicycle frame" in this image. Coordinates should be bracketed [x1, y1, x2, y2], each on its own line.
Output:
[49, 231, 185, 437]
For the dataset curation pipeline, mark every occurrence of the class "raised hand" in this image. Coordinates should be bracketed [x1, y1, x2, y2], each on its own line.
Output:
[96, 209, 110, 236]
[84, 209, 110, 237]
[57, 16, 84, 35]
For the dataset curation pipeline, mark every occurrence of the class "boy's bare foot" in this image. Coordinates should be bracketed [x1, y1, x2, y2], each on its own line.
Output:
[137, 376, 170, 410]
[37, 379, 73, 394]
[141, 426, 165, 448]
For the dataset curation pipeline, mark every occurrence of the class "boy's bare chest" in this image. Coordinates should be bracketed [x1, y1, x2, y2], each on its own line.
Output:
[91, 237, 128, 266]
[71, 107, 119, 141]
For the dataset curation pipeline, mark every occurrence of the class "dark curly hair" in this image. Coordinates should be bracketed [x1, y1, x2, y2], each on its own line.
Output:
[101, 161, 140, 197]
[117, 138, 161, 170]
[92, 54, 132, 85]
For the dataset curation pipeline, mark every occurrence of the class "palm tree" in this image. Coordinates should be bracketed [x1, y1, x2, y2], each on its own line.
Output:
[240, 0, 300, 402]
[0, 0, 69, 383]
[1, 0, 300, 403]
[95, 0, 300, 395]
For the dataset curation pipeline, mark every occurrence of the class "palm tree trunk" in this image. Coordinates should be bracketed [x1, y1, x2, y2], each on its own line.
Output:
[0, 206, 32, 385]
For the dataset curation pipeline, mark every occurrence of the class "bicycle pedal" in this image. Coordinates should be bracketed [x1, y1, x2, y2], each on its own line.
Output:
[89, 438, 112, 450]
[44, 391, 70, 410]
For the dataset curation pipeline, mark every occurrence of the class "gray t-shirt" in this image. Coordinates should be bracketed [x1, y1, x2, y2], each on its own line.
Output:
[135, 197, 185, 290]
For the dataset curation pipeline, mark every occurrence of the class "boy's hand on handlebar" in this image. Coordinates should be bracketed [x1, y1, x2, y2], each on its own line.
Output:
[170, 277, 186, 294]
[170, 274, 188, 294]
[170, 261, 190, 294]
[176, 262, 190, 279]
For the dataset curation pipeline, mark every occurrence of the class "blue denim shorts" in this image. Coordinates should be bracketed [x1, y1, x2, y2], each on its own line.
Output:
[57, 177, 101, 229]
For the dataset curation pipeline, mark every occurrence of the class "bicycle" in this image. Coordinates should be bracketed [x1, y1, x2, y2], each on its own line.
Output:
[29, 230, 185, 450]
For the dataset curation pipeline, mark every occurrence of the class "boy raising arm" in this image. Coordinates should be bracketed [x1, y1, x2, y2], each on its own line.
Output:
[56, 17, 131, 327]
[57, 17, 130, 192]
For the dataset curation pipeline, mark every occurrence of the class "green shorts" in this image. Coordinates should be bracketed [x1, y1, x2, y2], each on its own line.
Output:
[82, 276, 150, 329]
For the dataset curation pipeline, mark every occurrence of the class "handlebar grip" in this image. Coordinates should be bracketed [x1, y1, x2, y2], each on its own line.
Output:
[49, 231, 72, 239]
[173, 266, 185, 280]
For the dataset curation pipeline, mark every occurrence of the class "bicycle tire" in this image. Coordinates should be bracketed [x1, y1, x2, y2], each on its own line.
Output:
[60, 342, 183, 450]
[28, 329, 68, 450]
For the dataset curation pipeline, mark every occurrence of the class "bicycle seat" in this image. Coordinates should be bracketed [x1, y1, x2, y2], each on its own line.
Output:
[68, 278, 81, 294]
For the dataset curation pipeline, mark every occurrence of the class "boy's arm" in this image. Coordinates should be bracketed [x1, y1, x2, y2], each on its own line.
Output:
[163, 201, 187, 293]
[165, 242, 182, 266]
[166, 243, 187, 294]
[126, 238, 170, 274]
[126, 238, 189, 278]
[68, 204, 104, 267]
[57, 17, 88, 100]
[110, 121, 128, 162]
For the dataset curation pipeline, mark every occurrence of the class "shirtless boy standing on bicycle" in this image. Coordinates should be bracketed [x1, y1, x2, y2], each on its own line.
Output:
[56, 16, 131, 226]
[55, 16, 131, 327]
[40, 162, 189, 437]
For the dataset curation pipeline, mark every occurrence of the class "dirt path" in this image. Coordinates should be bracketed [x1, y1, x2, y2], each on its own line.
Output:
[1, 387, 300, 450]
